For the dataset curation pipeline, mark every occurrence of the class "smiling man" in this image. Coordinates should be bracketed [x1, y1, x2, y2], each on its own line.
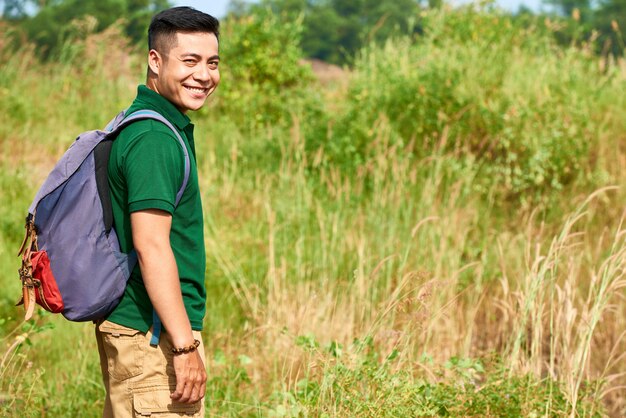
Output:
[95, 7, 219, 417]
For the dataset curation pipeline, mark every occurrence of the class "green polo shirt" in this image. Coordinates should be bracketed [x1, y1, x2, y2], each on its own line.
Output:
[106, 85, 206, 332]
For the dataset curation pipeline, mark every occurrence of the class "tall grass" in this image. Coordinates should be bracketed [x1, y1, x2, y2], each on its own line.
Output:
[1, 7, 626, 417]
[322, 8, 626, 200]
[199, 117, 624, 416]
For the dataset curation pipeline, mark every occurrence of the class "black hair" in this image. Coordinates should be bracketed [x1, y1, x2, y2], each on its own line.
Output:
[148, 7, 220, 53]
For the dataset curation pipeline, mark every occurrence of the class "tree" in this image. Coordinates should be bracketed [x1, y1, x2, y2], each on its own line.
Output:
[3, 0, 170, 58]
[1, 0, 34, 19]
[124, 0, 171, 46]
[543, 0, 625, 57]
[544, 0, 591, 18]
[251, 0, 422, 64]
[594, 0, 626, 56]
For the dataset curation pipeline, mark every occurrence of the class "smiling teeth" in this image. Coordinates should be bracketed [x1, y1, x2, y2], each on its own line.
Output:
[185, 86, 206, 93]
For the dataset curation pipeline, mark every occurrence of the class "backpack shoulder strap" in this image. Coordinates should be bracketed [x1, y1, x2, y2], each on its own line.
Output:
[110, 109, 191, 207]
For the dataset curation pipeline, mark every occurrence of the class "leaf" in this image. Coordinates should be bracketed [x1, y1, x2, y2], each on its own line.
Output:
[295, 334, 318, 350]
[386, 348, 399, 361]
[213, 349, 227, 366]
[238, 354, 253, 365]
[327, 341, 342, 358]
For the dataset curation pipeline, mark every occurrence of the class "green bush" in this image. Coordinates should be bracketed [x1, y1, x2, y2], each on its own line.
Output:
[316, 7, 622, 198]
[13, 0, 169, 59]
[266, 336, 604, 417]
[215, 10, 322, 131]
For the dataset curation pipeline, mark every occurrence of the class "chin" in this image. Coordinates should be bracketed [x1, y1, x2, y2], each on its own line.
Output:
[187, 103, 206, 112]
[176, 100, 206, 113]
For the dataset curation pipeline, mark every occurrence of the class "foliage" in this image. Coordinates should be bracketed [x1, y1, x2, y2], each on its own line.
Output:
[266, 336, 603, 417]
[312, 7, 620, 198]
[1, 0, 33, 19]
[593, 0, 626, 57]
[215, 7, 325, 144]
[242, 0, 423, 65]
[545, 0, 592, 18]
[2, 0, 170, 58]
[542, 0, 626, 57]
[2, 4, 626, 417]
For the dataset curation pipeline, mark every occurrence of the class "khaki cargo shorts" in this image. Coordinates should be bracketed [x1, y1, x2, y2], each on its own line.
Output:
[95, 320, 206, 417]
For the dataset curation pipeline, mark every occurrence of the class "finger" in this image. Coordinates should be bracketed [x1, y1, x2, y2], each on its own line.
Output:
[188, 368, 206, 403]
[192, 368, 207, 402]
[178, 376, 194, 403]
[170, 376, 187, 401]
[188, 382, 201, 404]
[187, 368, 205, 402]
[198, 379, 207, 400]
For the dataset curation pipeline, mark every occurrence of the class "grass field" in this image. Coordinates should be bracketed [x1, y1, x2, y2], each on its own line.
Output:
[2, 7, 626, 417]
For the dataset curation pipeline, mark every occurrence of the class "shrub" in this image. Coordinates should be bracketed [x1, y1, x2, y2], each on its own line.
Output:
[266, 336, 604, 417]
[317, 7, 623, 198]
[214, 9, 322, 131]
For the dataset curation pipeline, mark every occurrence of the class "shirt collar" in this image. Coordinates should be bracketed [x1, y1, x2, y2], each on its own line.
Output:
[134, 85, 192, 131]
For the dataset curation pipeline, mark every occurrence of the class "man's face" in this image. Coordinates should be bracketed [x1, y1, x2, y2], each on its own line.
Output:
[149, 32, 220, 113]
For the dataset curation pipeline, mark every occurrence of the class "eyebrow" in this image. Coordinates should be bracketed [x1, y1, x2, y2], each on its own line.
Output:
[181, 53, 220, 61]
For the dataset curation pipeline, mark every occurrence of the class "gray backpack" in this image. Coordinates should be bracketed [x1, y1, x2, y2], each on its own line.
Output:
[17, 109, 190, 322]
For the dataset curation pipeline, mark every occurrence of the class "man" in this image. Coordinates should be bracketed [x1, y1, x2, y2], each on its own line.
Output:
[95, 7, 220, 417]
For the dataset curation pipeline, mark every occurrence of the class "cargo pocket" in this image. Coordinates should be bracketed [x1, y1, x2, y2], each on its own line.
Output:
[132, 384, 201, 417]
[98, 320, 145, 381]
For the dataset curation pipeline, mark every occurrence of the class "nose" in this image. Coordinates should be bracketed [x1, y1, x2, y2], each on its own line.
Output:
[194, 65, 209, 81]
[194, 64, 216, 83]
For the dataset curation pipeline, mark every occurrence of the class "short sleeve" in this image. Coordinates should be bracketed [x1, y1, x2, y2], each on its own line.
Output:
[122, 130, 185, 214]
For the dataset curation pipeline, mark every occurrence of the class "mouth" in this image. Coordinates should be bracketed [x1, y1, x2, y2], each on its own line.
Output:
[183, 85, 209, 96]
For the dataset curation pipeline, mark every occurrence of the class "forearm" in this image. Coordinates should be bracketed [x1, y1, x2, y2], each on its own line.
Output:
[137, 243, 195, 348]
[136, 237, 207, 403]
[130, 209, 195, 348]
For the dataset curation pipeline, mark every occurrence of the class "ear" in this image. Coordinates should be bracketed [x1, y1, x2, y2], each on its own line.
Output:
[148, 49, 162, 75]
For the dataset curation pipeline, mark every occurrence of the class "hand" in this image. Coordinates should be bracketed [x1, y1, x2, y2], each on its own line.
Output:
[170, 349, 207, 404]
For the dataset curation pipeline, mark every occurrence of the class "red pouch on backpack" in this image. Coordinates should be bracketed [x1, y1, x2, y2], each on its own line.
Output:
[29, 250, 64, 313]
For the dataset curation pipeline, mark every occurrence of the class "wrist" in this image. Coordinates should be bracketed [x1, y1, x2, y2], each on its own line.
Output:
[168, 330, 195, 348]
[171, 339, 200, 356]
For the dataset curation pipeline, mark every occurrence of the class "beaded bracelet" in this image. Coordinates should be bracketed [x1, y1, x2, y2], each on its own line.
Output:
[171, 339, 200, 355]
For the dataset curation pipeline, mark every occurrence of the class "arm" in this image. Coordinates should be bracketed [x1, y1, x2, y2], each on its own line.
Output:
[131, 209, 207, 404]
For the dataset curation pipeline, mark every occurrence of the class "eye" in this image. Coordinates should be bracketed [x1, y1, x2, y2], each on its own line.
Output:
[208, 61, 219, 69]
[183, 59, 196, 65]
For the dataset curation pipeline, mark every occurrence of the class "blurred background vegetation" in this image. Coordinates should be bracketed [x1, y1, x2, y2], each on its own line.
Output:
[1, 0, 626, 416]
[1, 0, 625, 63]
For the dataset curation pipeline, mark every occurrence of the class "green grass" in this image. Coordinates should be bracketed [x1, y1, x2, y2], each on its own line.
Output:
[1, 6, 626, 417]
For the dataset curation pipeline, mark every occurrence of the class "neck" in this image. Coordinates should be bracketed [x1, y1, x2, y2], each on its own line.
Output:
[146, 76, 158, 93]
